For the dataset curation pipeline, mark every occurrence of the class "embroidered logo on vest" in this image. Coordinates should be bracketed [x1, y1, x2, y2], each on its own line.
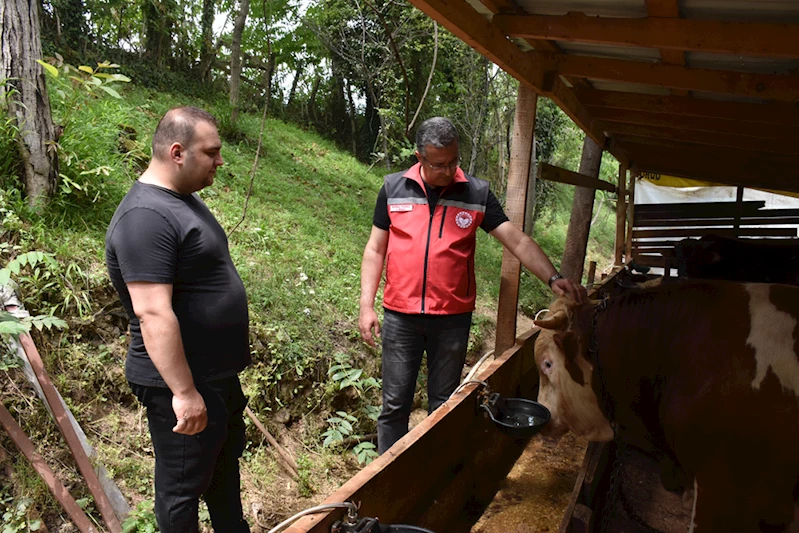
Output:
[455, 211, 473, 229]
[390, 204, 413, 212]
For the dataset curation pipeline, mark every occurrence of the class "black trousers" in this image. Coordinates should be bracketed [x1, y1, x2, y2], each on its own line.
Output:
[130, 375, 250, 533]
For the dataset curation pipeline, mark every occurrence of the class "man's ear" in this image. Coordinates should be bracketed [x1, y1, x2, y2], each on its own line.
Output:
[169, 142, 185, 163]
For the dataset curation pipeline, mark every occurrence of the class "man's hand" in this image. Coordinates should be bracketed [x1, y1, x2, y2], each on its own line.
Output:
[551, 277, 588, 304]
[172, 389, 208, 435]
[359, 307, 381, 347]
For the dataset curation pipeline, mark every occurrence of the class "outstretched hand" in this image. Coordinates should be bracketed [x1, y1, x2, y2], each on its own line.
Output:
[551, 277, 587, 304]
[359, 307, 381, 347]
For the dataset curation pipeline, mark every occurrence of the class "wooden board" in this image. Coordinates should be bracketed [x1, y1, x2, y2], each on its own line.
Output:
[283, 333, 541, 533]
[538, 162, 617, 193]
[632, 227, 797, 239]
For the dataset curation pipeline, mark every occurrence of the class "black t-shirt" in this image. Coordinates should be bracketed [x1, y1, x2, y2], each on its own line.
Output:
[105, 181, 251, 387]
[372, 182, 509, 231]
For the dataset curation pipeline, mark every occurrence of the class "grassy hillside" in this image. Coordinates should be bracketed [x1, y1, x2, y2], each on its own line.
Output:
[0, 81, 618, 531]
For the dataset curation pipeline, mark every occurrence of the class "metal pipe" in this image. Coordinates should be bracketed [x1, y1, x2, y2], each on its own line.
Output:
[266, 501, 358, 533]
[463, 350, 495, 383]
[450, 379, 489, 398]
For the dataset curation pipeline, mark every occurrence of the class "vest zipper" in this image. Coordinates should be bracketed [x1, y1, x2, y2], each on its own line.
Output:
[438, 206, 447, 238]
[421, 209, 434, 313]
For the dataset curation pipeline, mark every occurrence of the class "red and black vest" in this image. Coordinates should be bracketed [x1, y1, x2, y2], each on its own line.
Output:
[383, 163, 490, 315]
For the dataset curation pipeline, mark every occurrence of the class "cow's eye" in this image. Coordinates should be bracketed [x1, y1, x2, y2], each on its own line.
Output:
[541, 359, 553, 375]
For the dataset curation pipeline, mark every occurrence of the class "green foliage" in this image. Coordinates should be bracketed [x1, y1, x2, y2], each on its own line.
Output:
[328, 352, 380, 394]
[121, 500, 158, 533]
[0, 496, 43, 533]
[321, 411, 357, 447]
[0, 85, 21, 189]
[295, 454, 315, 498]
[37, 54, 134, 211]
[353, 441, 378, 465]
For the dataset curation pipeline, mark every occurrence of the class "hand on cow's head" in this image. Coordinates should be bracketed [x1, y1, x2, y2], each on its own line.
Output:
[533, 295, 602, 332]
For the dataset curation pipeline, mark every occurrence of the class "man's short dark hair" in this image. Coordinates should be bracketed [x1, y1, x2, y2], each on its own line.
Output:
[152, 106, 218, 160]
[416, 117, 459, 154]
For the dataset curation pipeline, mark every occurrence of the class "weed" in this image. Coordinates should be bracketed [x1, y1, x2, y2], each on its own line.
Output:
[295, 454, 315, 498]
[321, 411, 358, 447]
[352, 442, 378, 465]
[121, 500, 158, 533]
[0, 496, 44, 532]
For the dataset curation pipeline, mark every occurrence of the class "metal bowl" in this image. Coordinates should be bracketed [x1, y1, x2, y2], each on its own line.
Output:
[480, 392, 551, 438]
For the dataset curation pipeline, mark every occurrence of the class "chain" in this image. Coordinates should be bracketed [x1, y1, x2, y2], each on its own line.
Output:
[589, 298, 628, 533]
[598, 439, 628, 533]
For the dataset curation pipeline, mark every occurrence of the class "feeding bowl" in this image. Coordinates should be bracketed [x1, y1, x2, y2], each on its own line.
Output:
[480, 392, 551, 438]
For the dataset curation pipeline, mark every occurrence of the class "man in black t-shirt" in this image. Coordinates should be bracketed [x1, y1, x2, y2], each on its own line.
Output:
[106, 107, 250, 533]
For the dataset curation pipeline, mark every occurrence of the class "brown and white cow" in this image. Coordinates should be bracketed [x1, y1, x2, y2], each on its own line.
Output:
[534, 280, 799, 533]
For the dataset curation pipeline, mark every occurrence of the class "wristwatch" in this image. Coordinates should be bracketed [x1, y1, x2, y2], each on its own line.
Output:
[547, 273, 564, 288]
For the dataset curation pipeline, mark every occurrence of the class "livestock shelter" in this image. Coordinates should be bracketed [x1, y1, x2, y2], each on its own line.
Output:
[282, 2, 799, 532]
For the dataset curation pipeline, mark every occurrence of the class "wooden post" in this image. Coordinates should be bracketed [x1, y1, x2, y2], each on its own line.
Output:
[734, 185, 744, 234]
[586, 261, 597, 286]
[561, 136, 603, 283]
[625, 170, 638, 263]
[614, 162, 628, 266]
[495, 84, 537, 356]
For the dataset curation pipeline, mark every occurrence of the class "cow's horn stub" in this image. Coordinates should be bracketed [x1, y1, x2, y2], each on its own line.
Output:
[534, 310, 568, 330]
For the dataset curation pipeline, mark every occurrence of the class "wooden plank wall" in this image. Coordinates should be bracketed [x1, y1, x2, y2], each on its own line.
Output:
[284, 329, 542, 533]
[629, 200, 799, 269]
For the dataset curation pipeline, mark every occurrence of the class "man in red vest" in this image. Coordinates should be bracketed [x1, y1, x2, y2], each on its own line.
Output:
[359, 117, 586, 453]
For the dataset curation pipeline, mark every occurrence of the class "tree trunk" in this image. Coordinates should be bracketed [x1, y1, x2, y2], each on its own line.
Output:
[308, 75, 321, 125]
[142, 0, 172, 66]
[561, 136, 603, 283]
[199, 0, 215, 82]
[468, 56, 490, 176]
[264, 51, 276, 107]
[329, 57, 349, 147]
[285, 62, 303, 111]
[229, 0, 250, 123]
[523, 136, 537, 236]
[345, 81, 357, 157]
[1, 0, 59, 208]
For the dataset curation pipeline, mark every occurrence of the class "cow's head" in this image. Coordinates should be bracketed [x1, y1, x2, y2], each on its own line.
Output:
[533, 296, 614, 442]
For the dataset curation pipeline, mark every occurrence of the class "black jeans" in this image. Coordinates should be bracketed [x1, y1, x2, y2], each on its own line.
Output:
[377, 309, 472, 454]
[130, 376, 250, 533]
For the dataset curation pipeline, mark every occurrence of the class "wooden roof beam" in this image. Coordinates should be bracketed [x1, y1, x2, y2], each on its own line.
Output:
[578, 89, 799, 125]
[493, 13, 799, 58]
[644, 0, 688, 97]
[406, 0, 631, 165]
[536, 52, 799, 102]
[405, 0, 546, 92]
[592, 109, 798, 140]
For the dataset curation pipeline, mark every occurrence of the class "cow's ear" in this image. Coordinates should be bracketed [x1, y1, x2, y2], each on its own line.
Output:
[553, 331, 580, 360]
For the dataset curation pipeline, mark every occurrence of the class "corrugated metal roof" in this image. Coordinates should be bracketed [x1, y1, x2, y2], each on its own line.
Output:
[682, 0, 799, 23]
[555, 41, 660, 62]
[515, 0, 646, 18]
[588, 79, 671, 95]
[686, 52, 799, 74]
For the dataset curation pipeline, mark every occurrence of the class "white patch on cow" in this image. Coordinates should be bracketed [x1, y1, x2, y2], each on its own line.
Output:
[745, 284, 799, 397]
[688, 478, 699, 533]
